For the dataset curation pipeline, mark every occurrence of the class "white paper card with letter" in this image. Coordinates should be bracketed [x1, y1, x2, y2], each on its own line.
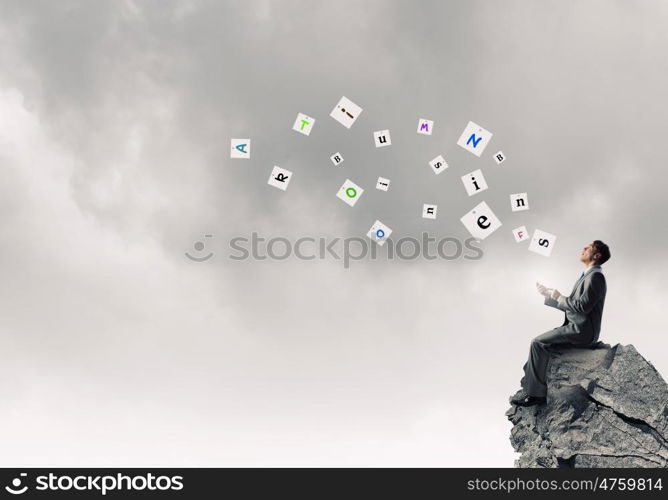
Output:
[231, 138, 250, 159]
[268, 166, 293, 191]
[510, 193, 529, 212]
[460, 201, 502, 240]
[367, 220, 392, 246]
[376, 177, 390, 191]
[461, 169, 488, 196]
[417, 118, 434, 135]
[293, 113, 315, 135]
[422, 204, 437, 219]
[330, 96, 362, 129]
[373, 129, 392, 148]
[493, 151, 506, 165]
[330, 152, 344, 166]
[529, 229, 556, 257]
[336, 179, 364, 207]
[513, 226, 529, 243]
[457, 121, 493, 157]
[429, 155, 448, 175]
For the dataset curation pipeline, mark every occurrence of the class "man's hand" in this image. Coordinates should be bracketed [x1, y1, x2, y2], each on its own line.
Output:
[536, 282, 550, 297]
[550, 289, 562, 300]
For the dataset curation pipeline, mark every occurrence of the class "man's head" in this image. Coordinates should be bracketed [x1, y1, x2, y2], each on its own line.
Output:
[580, 240, 611, 266]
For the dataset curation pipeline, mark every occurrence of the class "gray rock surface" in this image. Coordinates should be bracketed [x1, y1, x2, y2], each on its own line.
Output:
[507, 342, 668, 467]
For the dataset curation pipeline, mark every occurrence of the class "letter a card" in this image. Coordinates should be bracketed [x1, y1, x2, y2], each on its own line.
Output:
[231, 138, 251, 159]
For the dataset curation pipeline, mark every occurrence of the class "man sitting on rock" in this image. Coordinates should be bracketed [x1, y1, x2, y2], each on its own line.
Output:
[512, 240, 611, 407]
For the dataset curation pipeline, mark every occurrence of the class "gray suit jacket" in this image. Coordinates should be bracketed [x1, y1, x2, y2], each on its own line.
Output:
[544, 265, 607, 342]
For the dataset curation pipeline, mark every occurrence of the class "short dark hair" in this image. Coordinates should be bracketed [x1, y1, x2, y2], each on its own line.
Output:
[592, 240, 610, 265]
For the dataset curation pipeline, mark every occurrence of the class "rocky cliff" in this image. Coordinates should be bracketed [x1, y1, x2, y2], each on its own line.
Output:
[507, 342, 668, 467]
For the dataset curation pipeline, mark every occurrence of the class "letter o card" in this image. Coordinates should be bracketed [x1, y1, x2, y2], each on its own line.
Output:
[367, 220, 392, 246]
[460, 201, 502, 240]
[529, 229, 556, 257]
[336, 179, 364, 207]
[512, 226, 529, 243]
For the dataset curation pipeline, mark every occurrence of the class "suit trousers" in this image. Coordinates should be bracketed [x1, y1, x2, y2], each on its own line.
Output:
[520, 327, 594, 397]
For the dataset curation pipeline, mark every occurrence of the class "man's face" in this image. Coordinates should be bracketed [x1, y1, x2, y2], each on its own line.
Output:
[580, 242, 599, 264]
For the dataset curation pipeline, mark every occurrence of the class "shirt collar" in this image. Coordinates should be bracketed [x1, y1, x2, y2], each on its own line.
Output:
[584, 264, 601, 276]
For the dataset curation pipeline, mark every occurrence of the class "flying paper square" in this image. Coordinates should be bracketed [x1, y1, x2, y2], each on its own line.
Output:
[494, 151, 506, 165]
[457, 121, 493, 157]
[373, 129, 392, 148]
[422, 204, 437, 219]
[529, 229, 557, 257]
[417, 118, 434, 135]
[513, 226, 529, 243]
[367, 220, 392, 246]
[336, 179, 364, 207]
[376, 177, 390, 191]
[510, 193, 529, 212]
[230, 138, 251, 159]
[292, 113, 315, 135]
[429, 155, 448, 175]
[330, 152, 344, 166]
[330, 96, 362, 129]
[461, 169, 488, 196]
[267, 166, 292, 191]
[460, 201, 502, 240]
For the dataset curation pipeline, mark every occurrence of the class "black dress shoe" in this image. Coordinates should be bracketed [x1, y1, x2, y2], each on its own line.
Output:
[512, 393, 546, 407]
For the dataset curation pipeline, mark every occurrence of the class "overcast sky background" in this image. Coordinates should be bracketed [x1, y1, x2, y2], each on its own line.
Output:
[1, 0, 667, 467]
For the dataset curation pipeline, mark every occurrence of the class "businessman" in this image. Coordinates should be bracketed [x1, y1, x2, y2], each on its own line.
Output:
[512, 240, 611, 407]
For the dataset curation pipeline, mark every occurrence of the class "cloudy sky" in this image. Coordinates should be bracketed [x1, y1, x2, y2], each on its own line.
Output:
[1, 0, 667, 466]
